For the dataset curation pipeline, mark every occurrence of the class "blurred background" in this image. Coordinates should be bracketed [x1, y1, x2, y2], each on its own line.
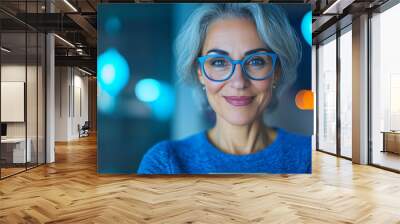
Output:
[97, 3, 312, 173]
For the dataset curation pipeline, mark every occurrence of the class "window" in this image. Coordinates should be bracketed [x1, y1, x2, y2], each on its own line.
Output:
[339, 28, 352, 158]
[370, 2, 400, 171]
[317, 36, 337, 154]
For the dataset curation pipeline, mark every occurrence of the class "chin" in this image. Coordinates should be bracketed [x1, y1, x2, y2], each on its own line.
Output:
[221, 110, 259, 126]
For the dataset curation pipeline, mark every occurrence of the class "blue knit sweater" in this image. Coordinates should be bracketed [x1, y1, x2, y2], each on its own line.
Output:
[137, 128, 311, 174]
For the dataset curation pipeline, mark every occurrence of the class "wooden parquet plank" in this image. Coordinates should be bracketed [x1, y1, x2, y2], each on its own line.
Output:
[1, 134, 400, 223]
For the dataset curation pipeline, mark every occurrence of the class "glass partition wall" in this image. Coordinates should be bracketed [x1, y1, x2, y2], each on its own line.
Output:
[370, 3, 400, 172]
[317, 35, 337, 155]
[339, 27, 352, 159]
[0, 1, 46, 179]
[316, 26, 353, 159]
[316, 0, 400, 172]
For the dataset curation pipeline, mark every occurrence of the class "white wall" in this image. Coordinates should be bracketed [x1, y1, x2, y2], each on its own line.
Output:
[1, 65, 26, 133]
[55, 66, 69, 141]
[1, 65, 36, 138]
[1, 82, 25, 122]
[72, 72, 89, 138]
[1, 64, 26, 81]
[55, 67, 89, 141]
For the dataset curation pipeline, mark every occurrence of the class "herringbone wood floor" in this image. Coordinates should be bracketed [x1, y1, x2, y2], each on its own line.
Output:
[1, 134, 400, 224]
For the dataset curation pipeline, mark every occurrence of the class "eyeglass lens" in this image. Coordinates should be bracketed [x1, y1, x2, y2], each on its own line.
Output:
[203, 54, 273, 81]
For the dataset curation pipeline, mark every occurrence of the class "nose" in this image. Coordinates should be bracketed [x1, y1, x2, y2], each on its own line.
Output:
[229, 63, 249, 89]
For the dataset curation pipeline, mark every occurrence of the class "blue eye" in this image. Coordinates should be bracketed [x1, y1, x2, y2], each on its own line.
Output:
[247, 57, 266, 66]
[209, 58, 228, 67]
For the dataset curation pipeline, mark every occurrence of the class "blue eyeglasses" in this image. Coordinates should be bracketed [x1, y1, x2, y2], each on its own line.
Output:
[197, 52, 278, 82]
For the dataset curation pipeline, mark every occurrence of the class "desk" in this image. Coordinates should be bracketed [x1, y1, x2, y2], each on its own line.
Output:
[381, 131, 400, 154]
[1, 138, 31, 163]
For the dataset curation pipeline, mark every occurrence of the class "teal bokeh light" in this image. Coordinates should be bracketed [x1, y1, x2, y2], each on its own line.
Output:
[135, 78, 174, 121]
[149, 82, 174, 121]
[97, 48, 130, 96]
[301, 11, 312, 46]
[135, 79, 161, 103]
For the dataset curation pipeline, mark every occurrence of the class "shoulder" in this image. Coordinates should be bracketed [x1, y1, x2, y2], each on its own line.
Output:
[137, 140, 172, 174]
[137, 132, 205, 174]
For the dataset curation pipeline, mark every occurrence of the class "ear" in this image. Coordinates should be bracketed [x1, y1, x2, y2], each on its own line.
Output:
[197, 66, 205, 85]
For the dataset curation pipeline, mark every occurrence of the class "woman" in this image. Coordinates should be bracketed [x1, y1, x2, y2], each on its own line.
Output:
[138, 3, 311, 174]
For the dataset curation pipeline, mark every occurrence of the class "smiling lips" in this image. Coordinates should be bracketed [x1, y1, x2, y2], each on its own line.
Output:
[223, 96, 255, 106]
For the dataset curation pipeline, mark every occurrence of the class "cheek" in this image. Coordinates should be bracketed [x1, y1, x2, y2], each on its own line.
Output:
[204, 79, 225, 94]
[253, 80, 273, 103]
[253, 79, 272, 94]
[203, 80, 225, 112]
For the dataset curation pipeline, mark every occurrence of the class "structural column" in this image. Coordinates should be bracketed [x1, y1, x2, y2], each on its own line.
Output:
[46, 1, 55, 163]
[352, 14, 369, 164]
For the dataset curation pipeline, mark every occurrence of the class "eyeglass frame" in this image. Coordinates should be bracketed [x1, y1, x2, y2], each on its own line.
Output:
[197, 52, 278, 82]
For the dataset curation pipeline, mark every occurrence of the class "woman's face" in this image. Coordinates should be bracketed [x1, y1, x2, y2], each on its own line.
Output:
[198, 18, 277, 126]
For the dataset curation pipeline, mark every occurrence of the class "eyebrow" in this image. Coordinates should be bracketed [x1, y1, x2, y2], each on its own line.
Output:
[206, 48, 269, 56]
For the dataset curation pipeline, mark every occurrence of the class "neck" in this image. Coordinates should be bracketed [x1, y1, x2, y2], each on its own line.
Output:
[208, 116, 275, 155]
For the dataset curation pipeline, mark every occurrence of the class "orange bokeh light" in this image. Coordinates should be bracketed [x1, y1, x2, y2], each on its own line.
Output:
[295, 90, 314, 110]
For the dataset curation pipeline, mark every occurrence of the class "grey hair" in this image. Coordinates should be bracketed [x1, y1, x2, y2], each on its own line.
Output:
[174, 3, 302, 110]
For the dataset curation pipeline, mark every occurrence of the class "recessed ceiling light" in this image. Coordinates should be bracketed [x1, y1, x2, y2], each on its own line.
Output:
[1, 47, 11, 53]
[322, 0, 353, 15]
[54, 34, 75, 48]
[78, 67, 93, 76]
[63, 0, 78, 12]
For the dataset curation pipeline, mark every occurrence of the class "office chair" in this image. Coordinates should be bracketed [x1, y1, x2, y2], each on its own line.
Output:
[79, 121, 90, 138]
